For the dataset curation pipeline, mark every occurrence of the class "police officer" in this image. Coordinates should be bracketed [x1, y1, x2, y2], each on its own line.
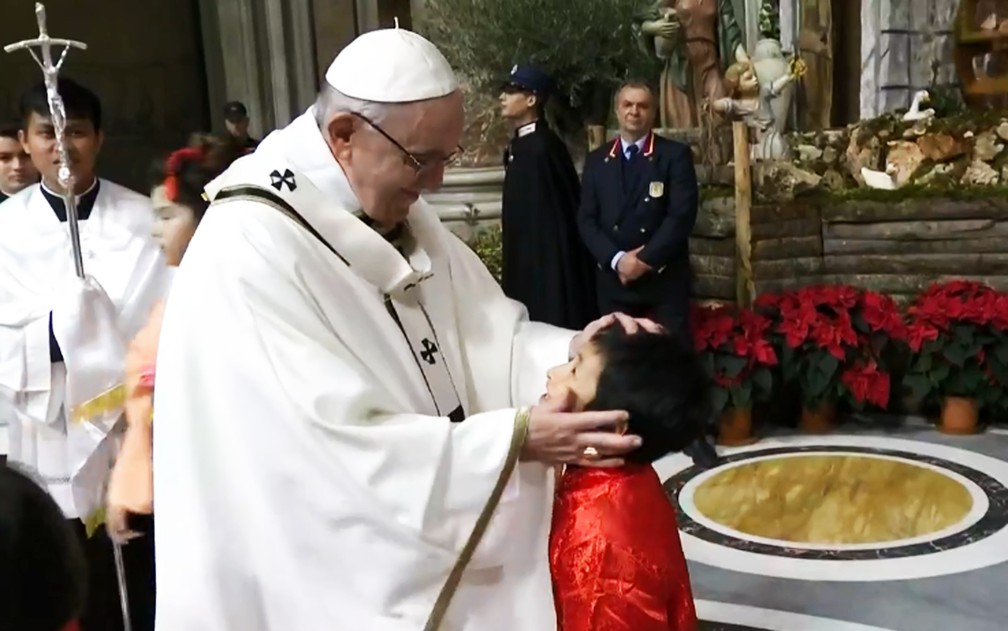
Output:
[499, 64, 597, 330]
[577, 80, 717, 466]
[577, 80, 697, 331]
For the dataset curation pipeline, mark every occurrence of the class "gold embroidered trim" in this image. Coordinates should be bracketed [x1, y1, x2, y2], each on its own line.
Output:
[69, 384, 126, 424]
[424, 407, 531, 630]
[84, 506, 106, 538]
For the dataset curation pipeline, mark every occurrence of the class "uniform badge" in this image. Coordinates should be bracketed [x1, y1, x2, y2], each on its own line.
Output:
[649, 181, 664, 198]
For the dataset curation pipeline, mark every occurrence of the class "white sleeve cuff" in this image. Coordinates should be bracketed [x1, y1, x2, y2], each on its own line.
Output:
[610, 250, 626, 270]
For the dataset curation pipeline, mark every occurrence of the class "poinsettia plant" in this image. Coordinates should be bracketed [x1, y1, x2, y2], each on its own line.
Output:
[754, 285, 905, 410]
[903, 280, 1008, 409]
[691, 303, 778, 416]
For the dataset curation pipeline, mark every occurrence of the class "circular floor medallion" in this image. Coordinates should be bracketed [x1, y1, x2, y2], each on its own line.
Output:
[690, 453, 974, 546]
[653, 435, 1008, 581]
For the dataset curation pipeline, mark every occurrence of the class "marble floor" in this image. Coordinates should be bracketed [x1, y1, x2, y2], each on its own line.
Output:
[653, 423, 1008, 631]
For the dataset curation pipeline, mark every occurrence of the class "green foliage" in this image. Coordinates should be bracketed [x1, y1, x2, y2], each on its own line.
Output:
[468, 224, 503, 283]
[904, 335, 989, 402]
[927, 83, 967, 118]
[823, 183, 1008, 203]
[778, 345, 843, 408]
[703, 352, 773, 413]
[758, 0, 780, 41]
[420, 0, 658, 137]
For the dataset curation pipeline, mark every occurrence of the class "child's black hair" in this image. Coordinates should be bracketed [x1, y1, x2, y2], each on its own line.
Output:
[585, 325, 711, 463]
[21, 77, 102, 131]
[0, 464, 87, 630]
[148, 133, 246, 221]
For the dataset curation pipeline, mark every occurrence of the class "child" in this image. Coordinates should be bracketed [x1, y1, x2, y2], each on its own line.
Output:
[547, 324, 710, 631]
[105, 134, 246, 542]
[0, 464, 88, 631]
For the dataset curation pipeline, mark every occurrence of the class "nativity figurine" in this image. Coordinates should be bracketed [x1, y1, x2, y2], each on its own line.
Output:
[709, 55, 807, 160]
[634, 0, 748, 130]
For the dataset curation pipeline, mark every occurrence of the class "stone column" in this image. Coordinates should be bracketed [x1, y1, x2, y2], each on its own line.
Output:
[860, 0, 883, 119]
[199, 0, 319, 137]
[356, 0, 381, 32]
[409, 0, 427, 26]
[780, 0, 797, 53]
[744, 0, 762, 52]
[312, 0, 358, 85]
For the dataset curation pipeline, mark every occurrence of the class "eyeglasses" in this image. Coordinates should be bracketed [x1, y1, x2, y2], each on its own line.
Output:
[350, 112, 464, 173]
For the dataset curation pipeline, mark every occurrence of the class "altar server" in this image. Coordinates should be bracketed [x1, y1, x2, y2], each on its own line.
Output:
[0, 78, 169, 631]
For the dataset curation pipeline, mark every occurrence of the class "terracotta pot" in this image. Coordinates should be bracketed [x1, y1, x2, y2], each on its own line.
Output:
[717, 406, 759, 446]
[799, 402, 837, 433]
[939, 397, 980, 435]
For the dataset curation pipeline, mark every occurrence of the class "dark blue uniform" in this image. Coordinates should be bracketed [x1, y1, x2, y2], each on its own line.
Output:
[579, 133, 717, 467]
[577, 132, 698, 329]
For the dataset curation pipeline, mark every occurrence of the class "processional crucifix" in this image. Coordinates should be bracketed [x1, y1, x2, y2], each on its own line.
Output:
[4, 4, 133, 630]
[4, 2, 87, 277]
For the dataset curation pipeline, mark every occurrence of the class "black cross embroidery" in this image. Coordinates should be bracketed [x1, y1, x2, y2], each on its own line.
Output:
[270, 169, 297, 192]
[420, 338, 438, 365]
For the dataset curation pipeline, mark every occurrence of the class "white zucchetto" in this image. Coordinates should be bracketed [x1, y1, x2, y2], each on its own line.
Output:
[325, 26, 459, 103]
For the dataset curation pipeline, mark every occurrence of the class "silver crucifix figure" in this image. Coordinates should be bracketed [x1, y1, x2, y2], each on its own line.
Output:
[4, 2, 88, 278]
[5, 6, 133, 631]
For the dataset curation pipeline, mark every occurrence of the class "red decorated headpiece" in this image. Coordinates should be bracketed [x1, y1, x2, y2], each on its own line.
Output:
[163, 146, 204, 202]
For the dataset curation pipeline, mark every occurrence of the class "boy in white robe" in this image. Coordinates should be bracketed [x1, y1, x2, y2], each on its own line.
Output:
[0, 78, 169, 631]
[153, 28, 648, 631]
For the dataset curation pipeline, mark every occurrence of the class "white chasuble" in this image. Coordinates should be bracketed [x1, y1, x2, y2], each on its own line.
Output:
[0, 181, 169, 519]
[152, 111, 574, 630]
[387, 272, 465, 422]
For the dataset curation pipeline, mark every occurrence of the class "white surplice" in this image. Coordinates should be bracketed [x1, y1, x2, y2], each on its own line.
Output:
[152, 110, 573, 631]
[0, 181, 169, 519]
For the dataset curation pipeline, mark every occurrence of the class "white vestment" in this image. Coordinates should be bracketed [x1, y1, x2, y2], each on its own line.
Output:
[153, 111, 573, 630]
[0, 181, 169, 519]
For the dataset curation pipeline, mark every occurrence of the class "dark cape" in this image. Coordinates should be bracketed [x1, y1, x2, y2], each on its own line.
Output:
[501, 120, 598, 330]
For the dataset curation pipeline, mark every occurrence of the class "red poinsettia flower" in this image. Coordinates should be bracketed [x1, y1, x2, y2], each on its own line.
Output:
[810, 309, 858, 360]
[840, 360, 890, 408]
[906, 320, 940, 352]
[859, 291, 907, 339]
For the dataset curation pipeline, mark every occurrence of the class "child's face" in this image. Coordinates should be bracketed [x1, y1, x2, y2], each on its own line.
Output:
[541, 343, 605, 412]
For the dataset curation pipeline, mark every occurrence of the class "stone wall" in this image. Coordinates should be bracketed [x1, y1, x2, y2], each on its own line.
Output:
[784, 113, 1008, 197]
[690, 195, 737, 301]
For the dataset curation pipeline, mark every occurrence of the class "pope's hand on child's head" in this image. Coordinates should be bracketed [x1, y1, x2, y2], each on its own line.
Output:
[568, 312, 663, 359]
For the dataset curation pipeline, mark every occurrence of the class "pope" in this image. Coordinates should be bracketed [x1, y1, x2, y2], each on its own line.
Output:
[152, 27, 650, 630]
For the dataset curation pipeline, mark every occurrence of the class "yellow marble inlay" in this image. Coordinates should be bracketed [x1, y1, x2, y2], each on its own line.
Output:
[693, 455, 973, 544]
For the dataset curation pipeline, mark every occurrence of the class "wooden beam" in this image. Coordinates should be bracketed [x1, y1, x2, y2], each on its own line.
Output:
[823, 219, 1008, 241]
[733, 121, 754, 307]
[821, 198, 1008, 223]
[822, 236, 1008, 255]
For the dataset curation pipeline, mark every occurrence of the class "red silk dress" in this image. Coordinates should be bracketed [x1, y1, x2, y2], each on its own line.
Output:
[550, 464, 698, 631]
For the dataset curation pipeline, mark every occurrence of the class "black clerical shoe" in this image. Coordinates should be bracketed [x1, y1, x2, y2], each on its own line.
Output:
[684, 437, 720, 469]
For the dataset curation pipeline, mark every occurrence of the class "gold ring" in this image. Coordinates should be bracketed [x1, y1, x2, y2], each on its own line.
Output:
[582, 446, 599, 458]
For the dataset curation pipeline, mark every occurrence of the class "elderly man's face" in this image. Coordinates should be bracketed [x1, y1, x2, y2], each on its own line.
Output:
[328, 90, 464, 226]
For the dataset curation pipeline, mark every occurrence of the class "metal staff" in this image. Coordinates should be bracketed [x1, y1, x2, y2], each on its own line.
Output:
[4, 2, 88, 278]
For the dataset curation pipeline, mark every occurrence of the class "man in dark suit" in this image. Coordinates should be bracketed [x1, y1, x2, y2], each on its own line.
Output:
[578, 81, 718, 466]
[577, 80, 697, 331]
